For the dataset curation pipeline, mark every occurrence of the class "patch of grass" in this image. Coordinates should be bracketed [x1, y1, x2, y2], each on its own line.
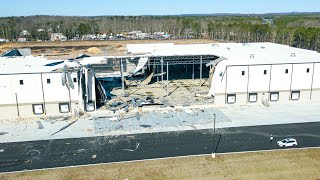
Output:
[1, 148, 319, 180]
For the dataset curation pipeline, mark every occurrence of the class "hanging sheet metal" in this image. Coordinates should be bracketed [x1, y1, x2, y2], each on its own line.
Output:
[133, 57, 148, 74]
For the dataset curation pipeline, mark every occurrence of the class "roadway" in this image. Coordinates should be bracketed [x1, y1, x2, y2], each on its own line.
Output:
[0, 121, 320, 173]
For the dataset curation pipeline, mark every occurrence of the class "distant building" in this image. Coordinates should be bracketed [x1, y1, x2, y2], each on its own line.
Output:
[263, 18, 274, 25]
[82, 34, 96, 41]
[115, 34, 126, 40]
[50, 33, 67, 41]
[128, 31, 149, 39]
[0, 38, 8, 42]
[20, 30, 30, 36]
[17, 37, 27, 42]
[153, 32, 170, 39]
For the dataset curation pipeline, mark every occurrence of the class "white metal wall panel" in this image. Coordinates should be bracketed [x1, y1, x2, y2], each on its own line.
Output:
[270, 64, 292, 91]
[211, 65, 227, 95]
[69, 73, 79, 101]
[291, 63, 313, 90]
[0, 75, 16, 104]
[312, 63, 320, 89]
[12, 74, 43, 104]
[226, 66, 248, 93]
[42, 73, 70, 102]
[248, 65, 271, 92]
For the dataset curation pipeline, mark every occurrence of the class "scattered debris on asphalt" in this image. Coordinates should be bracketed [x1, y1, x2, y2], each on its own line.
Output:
[36, 121, 44, 129]
[51, 120, 78, 136]
[0, 132, 8, 135]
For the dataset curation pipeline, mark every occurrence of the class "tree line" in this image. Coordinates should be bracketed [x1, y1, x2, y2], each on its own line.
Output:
[1, 15, 320, 51]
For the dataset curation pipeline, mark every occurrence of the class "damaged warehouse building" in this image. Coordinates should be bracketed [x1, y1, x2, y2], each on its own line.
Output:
[0, 55, 106, 119]
[109, 42, 320, 106]
[1, 42, 320, 119]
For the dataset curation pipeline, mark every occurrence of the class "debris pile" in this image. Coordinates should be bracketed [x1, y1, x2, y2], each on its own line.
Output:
[87, 47, 103, 54]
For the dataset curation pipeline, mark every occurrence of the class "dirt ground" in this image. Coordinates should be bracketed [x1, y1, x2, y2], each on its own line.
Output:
[0, 39, 218, 60]
[1, 148, 319, 180]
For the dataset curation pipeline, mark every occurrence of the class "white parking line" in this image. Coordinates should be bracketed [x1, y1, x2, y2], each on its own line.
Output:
[0, 146, 319, 175]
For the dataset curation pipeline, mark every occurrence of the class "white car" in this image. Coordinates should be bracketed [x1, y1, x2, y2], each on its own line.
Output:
[277, 138, 297, 147]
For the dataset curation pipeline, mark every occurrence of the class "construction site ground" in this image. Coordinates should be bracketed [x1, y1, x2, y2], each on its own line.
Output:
[110, 79, 212, 107]
[0, 39, 218, 60]
[1, 148, 319, 180]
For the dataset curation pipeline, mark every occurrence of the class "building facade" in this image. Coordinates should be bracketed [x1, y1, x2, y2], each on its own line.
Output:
[0, 68, 96, 119]
[208, 43, 320, 106]
[211, 62, 320, 105]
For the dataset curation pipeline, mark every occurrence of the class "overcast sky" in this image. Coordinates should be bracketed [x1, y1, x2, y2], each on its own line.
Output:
[1, 0, 320, 17]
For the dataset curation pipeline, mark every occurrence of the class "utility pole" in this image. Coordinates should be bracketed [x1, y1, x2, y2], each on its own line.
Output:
[192, 58, 194, 80]
[120, 58, 125, 96]
[161, 57, 164, 87]
[167, 62, 169, 97]
[212, 113, 216, 158]
[200, 55, 203, 84]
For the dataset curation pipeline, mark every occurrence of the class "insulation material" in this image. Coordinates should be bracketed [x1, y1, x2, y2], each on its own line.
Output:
[141, 71, 154, 85]
[133, 57, 148, 74]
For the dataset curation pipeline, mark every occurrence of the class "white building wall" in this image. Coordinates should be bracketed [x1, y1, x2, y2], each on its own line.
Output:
[69, 73, 79, 102]
[213, 62, 320, 106]
[212, 65, 227, 95]
[209, 63, 231, 105]
[13, 74, 44, 104]
[312, 63, 320, 101]
[291, 63, 314, 90]
[0, 75, 16, 105]
[270, 64, 292, 91]
[226, 66, 248, 93]
[209, 64, 227, 105]
[42, 73, 70, 102]
[0, 74, 45, 117]
[291, 63, 314, 101]
[0, 70, 94, 119]
[269, 64, 292, 103]
[248, 65, 271, 92]
[247, 65, 271, 104]
[42, 73, 74, 116]
[0, 75, 18, 119]
[226, 66, 249, 104]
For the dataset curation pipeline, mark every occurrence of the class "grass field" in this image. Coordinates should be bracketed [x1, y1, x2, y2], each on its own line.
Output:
[0, 148, 319, 180]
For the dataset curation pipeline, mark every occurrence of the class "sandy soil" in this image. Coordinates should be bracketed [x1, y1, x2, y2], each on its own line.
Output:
[0, 39, 218, 60]
[1, 148, 319, 180]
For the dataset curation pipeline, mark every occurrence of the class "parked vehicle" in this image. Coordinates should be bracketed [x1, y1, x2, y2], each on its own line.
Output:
[277, 138, 297, 147]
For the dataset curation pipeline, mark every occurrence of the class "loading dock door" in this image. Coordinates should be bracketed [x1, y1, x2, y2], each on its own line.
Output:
[270, 92, 279, 101]
[291, 91, 300, 100]
[59, 103, 70, 113]
[227, 94, 236, 104]
[249, 93, 257, 103]
[33, 104, 44, 115]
